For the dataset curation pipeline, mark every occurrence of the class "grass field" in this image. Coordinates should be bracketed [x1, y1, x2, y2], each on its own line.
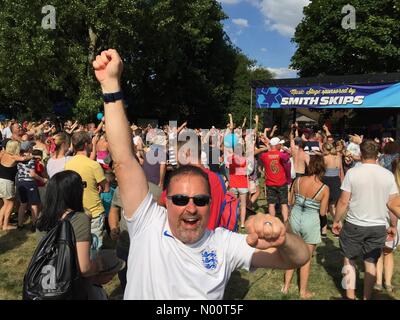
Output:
[1, 199, 399, 300]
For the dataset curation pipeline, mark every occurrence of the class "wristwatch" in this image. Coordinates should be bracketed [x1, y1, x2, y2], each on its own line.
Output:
[102, 91, 124, 103]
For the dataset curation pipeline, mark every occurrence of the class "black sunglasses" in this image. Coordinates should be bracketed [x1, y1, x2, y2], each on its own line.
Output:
[167, 194, 211, 207]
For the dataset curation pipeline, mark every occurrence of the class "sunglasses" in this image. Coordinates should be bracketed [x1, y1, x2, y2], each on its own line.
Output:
[167, 194, 211, 207]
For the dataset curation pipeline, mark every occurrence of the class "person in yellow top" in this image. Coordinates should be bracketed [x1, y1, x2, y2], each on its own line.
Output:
[65, 131, 107, 257]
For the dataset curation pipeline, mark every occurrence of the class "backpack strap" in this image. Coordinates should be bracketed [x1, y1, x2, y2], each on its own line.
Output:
[217, 173, 227, 195]
[311, 184, 326, 200]
[63, 211, 76, 222]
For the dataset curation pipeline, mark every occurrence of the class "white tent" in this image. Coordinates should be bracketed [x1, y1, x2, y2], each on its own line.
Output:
[296, 115, 317, 123]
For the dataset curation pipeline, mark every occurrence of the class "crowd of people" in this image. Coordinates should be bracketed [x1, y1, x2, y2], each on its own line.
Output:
[0, 49, 400, 300]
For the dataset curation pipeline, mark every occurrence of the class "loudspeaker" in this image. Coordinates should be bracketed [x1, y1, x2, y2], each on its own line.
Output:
[263, 110, 274, 129]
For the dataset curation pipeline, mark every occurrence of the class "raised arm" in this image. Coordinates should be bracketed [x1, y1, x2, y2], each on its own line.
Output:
[93, 49, 148, 218]
[94, 119, 105, 135]
[241, 117, 247, 129]
[228, 113, 233, 132]
[177, 121, 187, 134]
[253, 114, 259, 133]
[269, 125, 278, 138]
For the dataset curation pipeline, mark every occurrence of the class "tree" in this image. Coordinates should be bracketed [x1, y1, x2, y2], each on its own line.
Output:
[290, 0, 400, 135]
[226, 53, 273, 127]
[0, 0, 241, 125]
[291, 0, 400, 77]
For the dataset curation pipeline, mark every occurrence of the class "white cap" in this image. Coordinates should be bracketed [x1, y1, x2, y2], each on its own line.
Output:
[270, 137, 285, 146]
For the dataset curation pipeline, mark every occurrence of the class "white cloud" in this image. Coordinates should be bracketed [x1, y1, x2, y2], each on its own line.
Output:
[232, 18, 249, 28]
[258, 0, 310, 37]
[267, 67, 298, 79]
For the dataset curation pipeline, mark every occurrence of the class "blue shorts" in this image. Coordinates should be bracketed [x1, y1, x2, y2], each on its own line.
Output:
[16, 180, 41, 205]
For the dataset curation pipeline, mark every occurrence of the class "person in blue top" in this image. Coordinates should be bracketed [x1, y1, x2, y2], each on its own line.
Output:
[282, 155, 329, 299]
[101, 170, 116, 236]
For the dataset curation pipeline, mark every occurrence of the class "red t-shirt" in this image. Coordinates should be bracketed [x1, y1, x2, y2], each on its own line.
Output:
[260, 150, 290, 187]
[228, 155, 248, 188]
[35, 159, 46, 187]
[160, 167, 225, 230]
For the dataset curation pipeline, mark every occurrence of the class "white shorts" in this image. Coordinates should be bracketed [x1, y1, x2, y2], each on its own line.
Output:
[0, 178, 15, 199]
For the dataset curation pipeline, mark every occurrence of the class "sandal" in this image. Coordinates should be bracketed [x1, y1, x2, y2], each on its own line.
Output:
[373, 284, 383, 292]
[385, 284, 394, 293]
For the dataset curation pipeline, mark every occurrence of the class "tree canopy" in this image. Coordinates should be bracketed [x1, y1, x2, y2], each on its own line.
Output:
[0, 0, 271, 126]
[291, 0, 400, 77]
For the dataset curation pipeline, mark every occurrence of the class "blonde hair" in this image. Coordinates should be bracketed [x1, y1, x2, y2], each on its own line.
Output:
[5, 140, 20, 155]
[323, 142, 337, 156]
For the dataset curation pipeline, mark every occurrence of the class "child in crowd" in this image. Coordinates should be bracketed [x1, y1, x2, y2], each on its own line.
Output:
[101, 170, 117, 236]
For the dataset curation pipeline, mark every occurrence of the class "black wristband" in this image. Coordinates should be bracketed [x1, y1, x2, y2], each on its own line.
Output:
[103, 91, 124, 104]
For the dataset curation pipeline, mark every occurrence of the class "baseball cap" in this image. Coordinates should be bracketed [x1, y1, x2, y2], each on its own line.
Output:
[270, 137, 285, 146]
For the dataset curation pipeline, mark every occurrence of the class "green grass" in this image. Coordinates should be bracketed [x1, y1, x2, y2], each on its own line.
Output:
[1, 205, 400, 300]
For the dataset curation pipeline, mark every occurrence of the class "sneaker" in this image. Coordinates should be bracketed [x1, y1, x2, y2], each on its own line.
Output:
[17, 224, 24, 231]
[321, 232, 327, 239]
[31, 223, 36, 233]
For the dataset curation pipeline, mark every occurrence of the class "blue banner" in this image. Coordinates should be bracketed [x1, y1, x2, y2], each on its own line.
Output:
[256, 83, 400, 108]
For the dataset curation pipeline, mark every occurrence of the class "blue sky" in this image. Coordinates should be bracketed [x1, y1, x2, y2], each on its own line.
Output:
[219, 0, 310, 78]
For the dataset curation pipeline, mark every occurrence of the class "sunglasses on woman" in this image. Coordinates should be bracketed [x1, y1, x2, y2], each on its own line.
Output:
[167, 194, 211, 207]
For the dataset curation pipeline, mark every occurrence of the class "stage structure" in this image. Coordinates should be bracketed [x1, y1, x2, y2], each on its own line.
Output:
[250, 73, 400, 140]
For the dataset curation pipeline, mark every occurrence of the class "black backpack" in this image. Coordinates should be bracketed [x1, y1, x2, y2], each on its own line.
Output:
[23, 213, 84, 300]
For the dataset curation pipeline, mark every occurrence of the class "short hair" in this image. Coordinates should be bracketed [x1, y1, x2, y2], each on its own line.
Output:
[306, 155, 326, 179]
[360, 140, 379, 160]
[5, 140, 20, 155]
[383, 141, 400, 155]
[71, 131, 91, 152]
[32, 149, 43, 158]
[165, 165, 210, 196]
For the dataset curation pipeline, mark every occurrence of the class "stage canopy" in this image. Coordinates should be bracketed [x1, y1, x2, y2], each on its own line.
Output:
[252, 73, 400, 109]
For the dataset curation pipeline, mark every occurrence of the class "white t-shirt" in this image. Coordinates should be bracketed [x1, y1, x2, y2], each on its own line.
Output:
[123, 193, 255, 300]
[341, 163, 399, 227]
[2, 127, 12, 139]
[46, 156, 72, 178]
